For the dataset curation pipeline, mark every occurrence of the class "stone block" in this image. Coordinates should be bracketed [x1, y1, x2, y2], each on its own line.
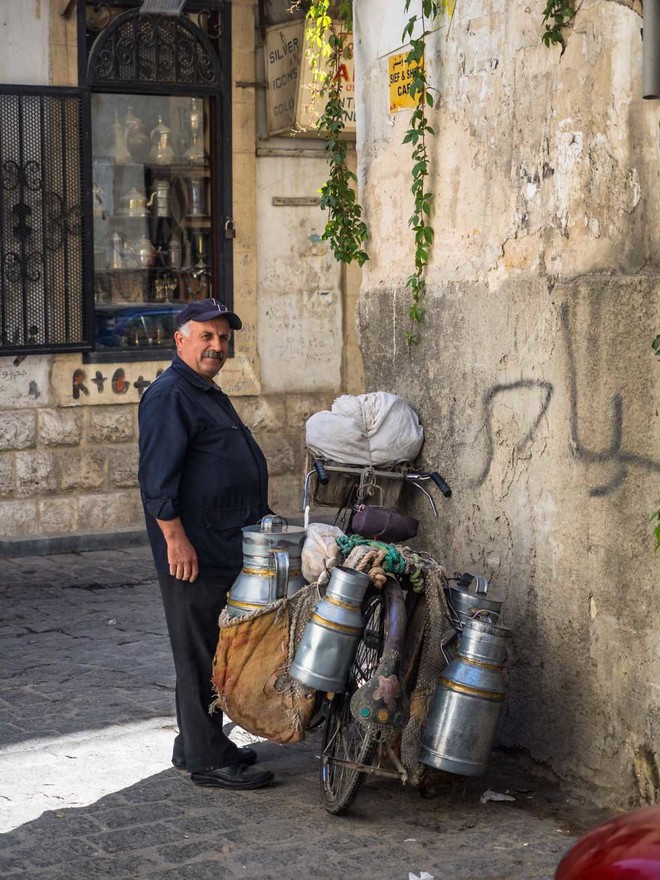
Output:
[78, 490, 142, 531]
[256, 433, 299, 476]
[233, 395, 287, 431]
[87, 406, 135, 443]
[38, 408, 83, 446]
[0, 500, 38, 537]
[107, 446, 139, 488]
[56, 450, 107, 491]
[268, 474, 302, 517]
[286, 392, 335, 427]
[0, 412, 36, 450]
[14, 451, 57, 496]
[0, 454, 14, 496]
[38, 497, 78, 535]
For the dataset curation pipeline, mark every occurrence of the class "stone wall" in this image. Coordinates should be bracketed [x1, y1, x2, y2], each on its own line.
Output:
[354, 0, 659, 807]
[0, 368, 332, 549]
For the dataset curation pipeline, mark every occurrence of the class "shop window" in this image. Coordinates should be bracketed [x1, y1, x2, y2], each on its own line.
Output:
[82, 2, 233, 362]
[0, 2, 232, 362]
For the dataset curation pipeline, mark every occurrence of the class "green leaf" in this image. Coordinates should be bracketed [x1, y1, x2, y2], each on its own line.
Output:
[402, 15, 417, 40]
[653, 509, 660, 549]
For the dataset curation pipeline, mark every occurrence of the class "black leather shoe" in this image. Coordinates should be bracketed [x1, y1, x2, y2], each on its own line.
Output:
[190, 764, 274, 790]
[172, 745, 257, 771]
[237, 745, 258, 766]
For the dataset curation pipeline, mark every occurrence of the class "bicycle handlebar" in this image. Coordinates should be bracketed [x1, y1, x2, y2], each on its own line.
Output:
[406, 470, 452, 498]
[313, 458, 330, 485]
[429, 472, 452, 498]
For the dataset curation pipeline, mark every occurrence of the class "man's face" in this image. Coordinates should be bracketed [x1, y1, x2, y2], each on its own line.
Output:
[174, 317, 231, 380]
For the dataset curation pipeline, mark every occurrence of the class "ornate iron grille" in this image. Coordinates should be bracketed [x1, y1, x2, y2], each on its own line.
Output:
[0, 88, 90, 355]
[87, 8, 222, 86]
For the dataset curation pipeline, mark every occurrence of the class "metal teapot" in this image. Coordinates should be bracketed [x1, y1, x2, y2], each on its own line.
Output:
[122, 233, 156, 270]
[120, 187, 151, 217]
[226, 515, 306, 617]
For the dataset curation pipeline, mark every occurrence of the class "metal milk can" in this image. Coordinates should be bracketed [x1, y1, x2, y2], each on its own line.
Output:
[445, 572, 503, 630]
[290, 566, 371, 693]
[420, 618, 511, 776]
[226, 516, 306, 618]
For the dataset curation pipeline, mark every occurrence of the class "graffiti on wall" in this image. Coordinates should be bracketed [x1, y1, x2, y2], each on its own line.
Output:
[474, 303, 660, 496]
[474, 380, 554, 486]
[71, 367, 164, 400]
[561, 302, 660, 496]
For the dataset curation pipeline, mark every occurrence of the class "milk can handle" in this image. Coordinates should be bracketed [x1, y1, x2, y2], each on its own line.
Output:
[465, 572, 489, 595]
[273, 550, 289, 599]
[260, 514, 288, 532]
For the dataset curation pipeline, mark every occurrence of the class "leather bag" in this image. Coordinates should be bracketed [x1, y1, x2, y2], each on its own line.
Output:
[351, 504, 419, 543]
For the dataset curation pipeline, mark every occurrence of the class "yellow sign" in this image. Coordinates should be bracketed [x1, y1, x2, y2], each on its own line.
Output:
[388, 52, 425, 113]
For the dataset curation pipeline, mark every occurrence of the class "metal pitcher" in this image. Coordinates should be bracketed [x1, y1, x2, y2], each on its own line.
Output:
[150, 179, 171, 218]
[420, 618, 511, 776]
[289, 566, 371, 693]
[226, 515, 306, 618]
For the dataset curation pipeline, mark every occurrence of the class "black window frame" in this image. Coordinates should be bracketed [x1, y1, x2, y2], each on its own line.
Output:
[79, 0, 234, 363]
[0, 84, 93, 357]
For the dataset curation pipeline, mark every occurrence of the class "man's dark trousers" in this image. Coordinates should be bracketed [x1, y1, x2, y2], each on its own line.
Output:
[157, 572, 241, 772]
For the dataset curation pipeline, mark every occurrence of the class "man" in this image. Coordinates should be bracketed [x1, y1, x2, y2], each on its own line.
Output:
[138, 298, 274, 790]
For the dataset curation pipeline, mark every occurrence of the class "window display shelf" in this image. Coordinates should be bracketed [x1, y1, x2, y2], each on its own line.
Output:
[91, 90, 217, 356]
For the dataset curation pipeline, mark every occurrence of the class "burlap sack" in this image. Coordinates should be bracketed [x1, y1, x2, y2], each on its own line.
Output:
[211, 587, 317, 744]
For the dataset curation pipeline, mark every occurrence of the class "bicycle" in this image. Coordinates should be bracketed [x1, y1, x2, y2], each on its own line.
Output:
[301, 453, 457, 815]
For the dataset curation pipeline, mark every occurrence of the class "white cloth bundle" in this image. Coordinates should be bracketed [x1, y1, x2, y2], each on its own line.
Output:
[305, 392, 424, 466]
[301, 522, 344, 583]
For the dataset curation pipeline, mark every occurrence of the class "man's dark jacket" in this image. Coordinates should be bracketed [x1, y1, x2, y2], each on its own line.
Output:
[138, 355, 269, 576]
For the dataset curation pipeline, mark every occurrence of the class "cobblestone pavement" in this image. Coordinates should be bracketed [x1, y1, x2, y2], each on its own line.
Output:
[0, 546, 611, 880]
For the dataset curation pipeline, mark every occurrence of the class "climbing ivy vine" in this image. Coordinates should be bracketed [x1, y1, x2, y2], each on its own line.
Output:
[303, 1, 368, 266]
[401, 1, 445, 345]
[302, 1, 452, 344]
[541, 0, 576, 51]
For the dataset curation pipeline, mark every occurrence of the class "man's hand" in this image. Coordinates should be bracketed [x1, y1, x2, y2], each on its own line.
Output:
[156, 517, 199, 583]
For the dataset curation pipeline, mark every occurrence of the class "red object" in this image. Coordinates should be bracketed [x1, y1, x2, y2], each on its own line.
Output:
[556, 805, 660, 880]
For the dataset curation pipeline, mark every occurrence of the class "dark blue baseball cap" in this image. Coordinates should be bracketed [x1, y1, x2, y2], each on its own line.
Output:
[176, 298, 242, 330]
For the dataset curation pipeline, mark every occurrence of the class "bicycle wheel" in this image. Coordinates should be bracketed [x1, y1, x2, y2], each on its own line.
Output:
[320, 588, 386, 815]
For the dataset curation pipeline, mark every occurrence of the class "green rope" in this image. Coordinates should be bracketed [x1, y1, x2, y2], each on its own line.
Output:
[336, 534, 407, 575]
[405, 551, 425, 593]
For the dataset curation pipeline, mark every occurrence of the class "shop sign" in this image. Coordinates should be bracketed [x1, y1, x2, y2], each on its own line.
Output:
[388, 51, 425, 113]
[264, 22, 304, 136]
[295, 24, 356, 138]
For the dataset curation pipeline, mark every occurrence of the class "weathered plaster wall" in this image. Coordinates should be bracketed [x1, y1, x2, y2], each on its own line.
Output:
[0, 1, 361, 550]
[354, 0, 659, 806]
[257, 157, 343, 393]
[0, 2, 50, 85]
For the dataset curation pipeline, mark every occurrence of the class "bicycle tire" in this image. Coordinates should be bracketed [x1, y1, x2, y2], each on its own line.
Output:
[320, 588, 386, 815]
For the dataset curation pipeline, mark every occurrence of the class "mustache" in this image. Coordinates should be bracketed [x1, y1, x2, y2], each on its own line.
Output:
[203, 351, 224, 360]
